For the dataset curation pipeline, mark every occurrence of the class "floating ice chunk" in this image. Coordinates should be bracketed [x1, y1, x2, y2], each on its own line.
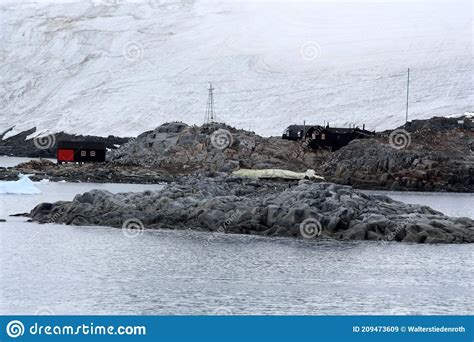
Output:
[0, 174, 41, 195]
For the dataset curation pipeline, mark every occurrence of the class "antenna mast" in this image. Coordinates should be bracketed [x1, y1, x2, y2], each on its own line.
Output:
[205, 83, 216, 124]
[406, 68, 410, 123]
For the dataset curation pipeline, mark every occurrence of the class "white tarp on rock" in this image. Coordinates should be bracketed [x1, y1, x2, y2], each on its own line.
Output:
[0, 174, 41, 195]
[232, 169, 324, 180]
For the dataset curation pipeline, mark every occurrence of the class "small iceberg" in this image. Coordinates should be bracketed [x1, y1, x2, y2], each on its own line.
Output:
[0, 174, 41, 195]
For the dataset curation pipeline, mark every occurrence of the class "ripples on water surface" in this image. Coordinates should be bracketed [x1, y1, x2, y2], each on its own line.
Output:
[2, 223, 473, 315]
[0, 160, 472, 315]
[364, 190, 474, 219]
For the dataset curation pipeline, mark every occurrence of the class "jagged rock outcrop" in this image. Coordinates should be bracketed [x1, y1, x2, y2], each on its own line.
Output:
[29, 175, 474, 244]
[108, 122, 320, 173]
[400, 115, 474, 133]
[320, 117, 474, 192]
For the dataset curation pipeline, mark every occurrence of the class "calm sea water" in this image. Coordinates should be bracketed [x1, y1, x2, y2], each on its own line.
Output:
[364, 190, 474, 219]
[0, 157, 473, 315]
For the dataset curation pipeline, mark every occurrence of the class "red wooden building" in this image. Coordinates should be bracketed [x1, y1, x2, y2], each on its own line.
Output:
[57, 141, 106, 164]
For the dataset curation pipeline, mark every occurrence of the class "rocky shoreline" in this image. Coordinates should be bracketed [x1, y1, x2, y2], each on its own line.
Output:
[0, 160, 172, 184]
[29, 175, 474, 244]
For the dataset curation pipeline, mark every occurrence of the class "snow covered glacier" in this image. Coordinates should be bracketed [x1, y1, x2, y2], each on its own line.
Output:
[0, 0, 472, 138]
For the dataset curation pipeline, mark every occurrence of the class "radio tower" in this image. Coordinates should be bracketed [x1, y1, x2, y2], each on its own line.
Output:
[205, 83, 216, 124]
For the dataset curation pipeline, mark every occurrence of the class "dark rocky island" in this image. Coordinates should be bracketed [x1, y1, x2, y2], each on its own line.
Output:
[1, 116, 473, 192]
[29, 175, 474, 244]
[1, 121, 319, 183]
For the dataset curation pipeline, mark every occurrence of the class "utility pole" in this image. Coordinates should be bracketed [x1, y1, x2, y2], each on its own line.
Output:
[205, 83, 216, 124]
[406, 68, 410, 123]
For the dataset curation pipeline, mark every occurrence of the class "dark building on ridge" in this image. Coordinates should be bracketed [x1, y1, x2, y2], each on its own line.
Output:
[281, 125, 308, 141]
[282, 124, 375, 151]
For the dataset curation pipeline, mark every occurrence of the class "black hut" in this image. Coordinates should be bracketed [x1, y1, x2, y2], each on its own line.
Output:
[306, 125, 374, 151]
[282, 124, 375, 151]
[282, 125, 308, 141]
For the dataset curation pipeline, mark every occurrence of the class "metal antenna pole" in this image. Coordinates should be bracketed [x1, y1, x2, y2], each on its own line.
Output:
[205, 83, 216, 124]
[205, 86, 209, 123]
[210, 84, 215, 122]
[406, 68, 410, 123]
